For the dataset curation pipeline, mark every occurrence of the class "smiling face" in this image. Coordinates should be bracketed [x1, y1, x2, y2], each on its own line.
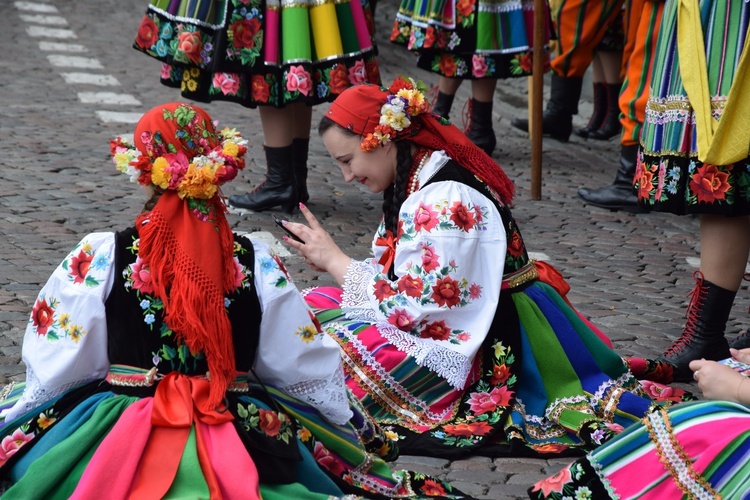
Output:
[321, 126, 398, 194]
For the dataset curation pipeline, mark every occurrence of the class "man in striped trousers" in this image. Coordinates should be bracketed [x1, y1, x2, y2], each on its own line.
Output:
[578, 0, 664, 212]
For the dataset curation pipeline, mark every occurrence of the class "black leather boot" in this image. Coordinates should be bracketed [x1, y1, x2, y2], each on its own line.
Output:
[292, 138, 309, 204]
[658, 272, 735, 382]
[588, 83, 622, 141]
[575, 82, 606, 139]
[465, 98, 497, 156]
[431, 90, 455, 120]
[228, 145, 297, 214]
[510, 74, 583, 142]
[577, 144, 647, 213]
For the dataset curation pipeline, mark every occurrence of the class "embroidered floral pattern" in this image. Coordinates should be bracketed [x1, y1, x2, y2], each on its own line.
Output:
[635, 153, 750, 213]
[0, 408, 58, 467]
[237, 401, 294, 444]
[29, 296, 87, 343]
[258, 249, 291, 289]
[429, 341, 516, 446]
[61, 240, 107, 287]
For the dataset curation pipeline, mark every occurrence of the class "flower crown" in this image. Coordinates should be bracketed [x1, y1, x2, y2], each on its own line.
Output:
[110, 128, 248, 200]
[361, 77, 431, 152]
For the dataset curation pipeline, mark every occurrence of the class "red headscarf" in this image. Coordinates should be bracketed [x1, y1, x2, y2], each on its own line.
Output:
[325, 80, 515, 203]
[132, 103, 237, 410]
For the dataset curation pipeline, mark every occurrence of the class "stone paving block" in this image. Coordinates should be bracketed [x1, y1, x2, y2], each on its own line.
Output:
[483, 483, 535, 499]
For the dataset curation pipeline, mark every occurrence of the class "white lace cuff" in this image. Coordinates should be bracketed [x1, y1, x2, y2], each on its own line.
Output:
[376, 322, 472, 389]
[0, 366, 94, 422]
[280, 368, 353, 425]
[341, 260, 379, 322]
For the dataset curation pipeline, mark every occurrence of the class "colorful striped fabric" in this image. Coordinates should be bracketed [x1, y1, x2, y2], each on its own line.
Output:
[529, 400, 750, 499]
[635, 0, 750, 215]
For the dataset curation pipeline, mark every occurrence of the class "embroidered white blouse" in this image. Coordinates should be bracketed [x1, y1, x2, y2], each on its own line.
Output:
[341, 151, 508, 389]
[2, 232, 351, 425]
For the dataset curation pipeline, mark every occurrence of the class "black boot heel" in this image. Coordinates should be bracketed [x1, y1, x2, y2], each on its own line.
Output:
[229, 145, 297, 213]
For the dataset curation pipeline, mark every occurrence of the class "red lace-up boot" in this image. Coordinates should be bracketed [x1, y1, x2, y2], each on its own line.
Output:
[658, 271, 735, 381]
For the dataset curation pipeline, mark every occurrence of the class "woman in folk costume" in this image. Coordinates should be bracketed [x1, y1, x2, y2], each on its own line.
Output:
[634, 0, 750, 380]
[280, 78, 692, 459]
[390, 0, 551, 155]
[133, 0, 381, 214]
[0, 102, 466, 499]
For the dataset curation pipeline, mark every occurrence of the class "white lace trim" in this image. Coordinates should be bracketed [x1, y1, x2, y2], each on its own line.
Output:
[375, 322, 472, 390]
[331, 322, 454, 424]
[281, 368, 352, 425]
[341, 260, 472, 389]
[341, 260, 378, 323]
[0, 366, 94, 422]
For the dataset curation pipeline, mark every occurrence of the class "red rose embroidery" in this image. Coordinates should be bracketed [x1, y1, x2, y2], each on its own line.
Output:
[31, 299, 55, 336]
[397, 275, 424, 298]
[517, 53, 533, 73]
[178, 31, 203, 65]
[636, 162, 655, 200]
[432, 277, 461, 308]
[438, 55, 457, 77]
[490, 364, 510, 385]
[69, 251, 93, 284]
[251, 75, 270, 103]
[689, 164, 731, 203]
[258, 408, 282, 437]
[421, 320, 450, 341]
[507, 231, 524, 257]
[443, 421, 492, 437]
[135, 16, 159, 49]
[420, 479, 446, 496]
[449, 201, 477, 231]
[328, 64, 349, 95]
[424, 27, 436, 48]
[373, 279, 397, 302]
[456, 0, 475, 18]
[414, 202, 439, 232]
[230, 18, 261, 49]
[421, 244, 440, 272]
[387, 308, 415, 331]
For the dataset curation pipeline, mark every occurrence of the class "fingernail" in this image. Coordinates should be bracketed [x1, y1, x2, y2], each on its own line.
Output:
[282, 236, 288, 241]
[299, 202, 306, 210]
[281, 220, 288, 225]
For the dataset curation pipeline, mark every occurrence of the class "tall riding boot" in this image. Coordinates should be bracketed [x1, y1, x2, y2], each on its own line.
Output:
[658, 272, 735, 381]
[575, 82, 606, 139]
[431, 91, 455, 120]
[510, 74, 583, 142]
[465, 98, 497, 156]
[228, 145, 297, 214]
[588, 83, 622, 141]
[577, 144, 647, 213]
[292, 138, 309, 204]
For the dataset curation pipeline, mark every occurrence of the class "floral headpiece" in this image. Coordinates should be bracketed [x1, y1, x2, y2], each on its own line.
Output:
[110, 127, 248, 200]
[360, 77, 430, 152]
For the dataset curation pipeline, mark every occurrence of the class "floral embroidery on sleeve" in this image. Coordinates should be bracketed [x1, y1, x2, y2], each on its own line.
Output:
[60, 239, 111, 287]
[258, 248, 291, 288]
[373, 249, 483, 344]
[399, 199, 489, 240]
[30, 296, 87, 343]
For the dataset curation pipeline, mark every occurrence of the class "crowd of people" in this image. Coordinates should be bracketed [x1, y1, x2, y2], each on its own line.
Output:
[1, 0, 748, 497]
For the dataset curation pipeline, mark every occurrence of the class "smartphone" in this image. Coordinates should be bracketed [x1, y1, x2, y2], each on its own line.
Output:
[272, 215, 304, 243]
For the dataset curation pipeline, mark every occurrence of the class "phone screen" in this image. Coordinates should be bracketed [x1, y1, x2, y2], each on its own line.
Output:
[272, 215, 304, 243]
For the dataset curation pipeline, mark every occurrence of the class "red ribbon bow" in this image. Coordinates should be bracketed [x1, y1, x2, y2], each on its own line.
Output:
[375, 230, 396, 273]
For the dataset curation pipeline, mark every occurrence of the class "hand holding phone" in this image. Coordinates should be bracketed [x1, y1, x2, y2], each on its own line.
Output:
[272, 215, 304, 243]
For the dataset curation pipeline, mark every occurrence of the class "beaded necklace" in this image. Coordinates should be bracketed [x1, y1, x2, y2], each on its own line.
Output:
[407, 148, 431, 196]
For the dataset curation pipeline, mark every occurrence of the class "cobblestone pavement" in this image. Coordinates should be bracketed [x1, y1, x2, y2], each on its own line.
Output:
[2, 0, 747, 498]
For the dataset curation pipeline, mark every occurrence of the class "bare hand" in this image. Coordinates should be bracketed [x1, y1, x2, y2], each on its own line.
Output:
[689, 358, 745, 402]
[281, 204, 352, 284]
[730, 347, 750, 364]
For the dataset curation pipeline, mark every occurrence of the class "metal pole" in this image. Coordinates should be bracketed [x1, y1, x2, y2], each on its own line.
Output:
[530, 0, 546, 200]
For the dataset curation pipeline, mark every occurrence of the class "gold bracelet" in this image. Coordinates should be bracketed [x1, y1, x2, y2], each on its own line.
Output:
[737, 377, 747, 403]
